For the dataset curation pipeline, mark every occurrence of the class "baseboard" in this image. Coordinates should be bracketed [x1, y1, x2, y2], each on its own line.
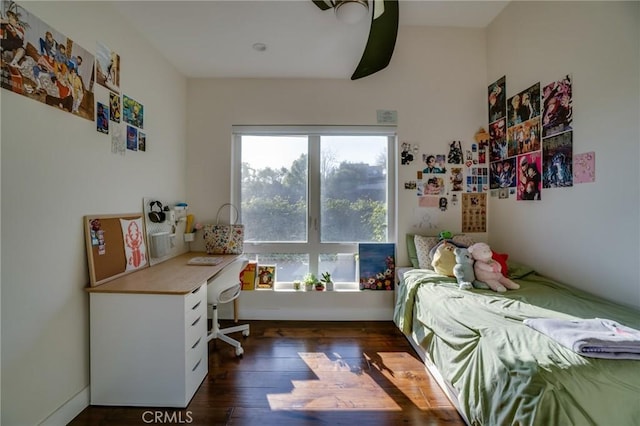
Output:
[39, 386, 89, 426]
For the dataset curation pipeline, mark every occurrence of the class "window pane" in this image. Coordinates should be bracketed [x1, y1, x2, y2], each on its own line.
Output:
[319, 253, 356, 283]
[244, 253, 309, 283]
[320, 136, 388, 243]
[240, 136, 308, 242]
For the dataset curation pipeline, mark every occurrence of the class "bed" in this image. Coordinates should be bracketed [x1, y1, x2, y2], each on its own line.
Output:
[393, 259, 640, 425]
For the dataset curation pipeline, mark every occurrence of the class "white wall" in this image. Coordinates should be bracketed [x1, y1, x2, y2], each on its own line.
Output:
[0, 2, 187, 425]
[186, 26, 487, 319]
[486, 1, 640, 308]
[187, 25, 488, 264]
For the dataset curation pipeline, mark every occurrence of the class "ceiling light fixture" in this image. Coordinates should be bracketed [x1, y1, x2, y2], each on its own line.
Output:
[334, 0, 369, 24]
[252, 42, 267, 52]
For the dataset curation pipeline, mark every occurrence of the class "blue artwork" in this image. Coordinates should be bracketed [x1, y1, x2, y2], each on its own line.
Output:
[358, 243, 395, 291]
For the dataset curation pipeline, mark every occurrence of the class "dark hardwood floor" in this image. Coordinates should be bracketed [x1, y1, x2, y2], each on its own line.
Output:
[70, 321, 464, 425]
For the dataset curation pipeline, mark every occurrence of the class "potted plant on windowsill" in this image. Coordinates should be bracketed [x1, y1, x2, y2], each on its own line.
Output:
[320, 272, 334, 291]
[303, 273, 318, 292]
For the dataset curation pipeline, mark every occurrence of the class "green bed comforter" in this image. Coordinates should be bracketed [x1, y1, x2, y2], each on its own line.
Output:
[393, 264, 640, 426]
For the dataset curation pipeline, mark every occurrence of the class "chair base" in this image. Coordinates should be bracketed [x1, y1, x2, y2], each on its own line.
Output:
[207, 305, 249, 357]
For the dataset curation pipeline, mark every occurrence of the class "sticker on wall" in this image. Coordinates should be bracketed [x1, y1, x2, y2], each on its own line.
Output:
[0, 2, 95, 121]
[123, 94, 144, 129]
[498, 188, 509, 199]
[488, 76, 506, 125]
[439, 197, 448, 211]
[542, 74, 572, 138]
[126, 125, 138, 151]
[543, 131, 573, 188]
[96, 42, 120, 93]
[573, 151, 595, 184]
[109, 91, 121, 122]
[96, 102, 109, 134]
[517, 152, 542, 200]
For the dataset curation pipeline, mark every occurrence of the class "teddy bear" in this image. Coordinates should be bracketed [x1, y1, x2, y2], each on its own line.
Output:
[467, 242, 520, 292]
[453, 247, 488, 290]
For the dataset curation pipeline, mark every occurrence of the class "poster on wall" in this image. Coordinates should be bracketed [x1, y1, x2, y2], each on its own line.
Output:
[109, 91, 121, 122]
[542, 74, 572, 138]
[95, 41, 120, 93]
[126, 125, 138, 151]
[490, 157, 516, 189]
[461, 193, 486, 233]
[488, 75, 506, 124]
[507, 116, 541, 156]
[542, 131, 573, 188]
[517, 151, 542, 200]
[122, 94, 144, 128]
[1, 1, 95, 120]
[96, 101, 109, 134]
[489, 118, 507, 161]
[507, 82, 541, 128]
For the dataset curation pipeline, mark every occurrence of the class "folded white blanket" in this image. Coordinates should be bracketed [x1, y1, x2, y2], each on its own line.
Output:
[523, 317, 640, 360]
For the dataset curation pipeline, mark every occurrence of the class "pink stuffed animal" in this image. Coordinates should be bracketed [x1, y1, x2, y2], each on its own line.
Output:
[467, 242, 520, 292]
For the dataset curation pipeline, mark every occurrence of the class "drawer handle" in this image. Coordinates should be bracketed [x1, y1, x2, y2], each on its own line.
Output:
[191, 316, 201, 327]
[192, 358, 202, 372]
[192, 301, 201, 311]
[191, 337, 202, 349]
[191, 286, 201, 294]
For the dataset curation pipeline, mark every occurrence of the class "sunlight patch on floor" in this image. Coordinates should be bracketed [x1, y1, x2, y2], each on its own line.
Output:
[267, 351, 432, 411]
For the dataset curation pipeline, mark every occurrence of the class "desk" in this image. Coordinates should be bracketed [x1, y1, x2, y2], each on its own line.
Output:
[86, 253, 239, 407]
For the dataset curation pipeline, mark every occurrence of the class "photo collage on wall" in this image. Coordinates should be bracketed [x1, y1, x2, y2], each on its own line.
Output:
[488, 74, 576, 201]
[401, 128, 489, 232]
[0, 1, 147, 157]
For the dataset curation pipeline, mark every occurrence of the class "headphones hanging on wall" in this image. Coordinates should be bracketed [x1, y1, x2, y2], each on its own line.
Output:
[148, 201, 166, 223]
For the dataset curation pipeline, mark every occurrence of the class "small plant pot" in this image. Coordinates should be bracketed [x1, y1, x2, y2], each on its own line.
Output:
[315, 284, 325, 291]
[293, 281, 301, 291]
[304, 283, 314, 292]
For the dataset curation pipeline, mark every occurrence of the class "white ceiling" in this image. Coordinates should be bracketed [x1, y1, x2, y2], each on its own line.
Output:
[113, 1, 509, 79]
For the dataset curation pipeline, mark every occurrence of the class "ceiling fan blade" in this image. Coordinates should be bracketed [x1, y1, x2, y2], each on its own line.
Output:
[312, 0, 333, 11]
[351, 0, 399, 80]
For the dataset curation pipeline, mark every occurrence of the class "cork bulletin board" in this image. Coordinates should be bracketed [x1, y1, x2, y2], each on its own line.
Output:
[84, 213, 150, 286]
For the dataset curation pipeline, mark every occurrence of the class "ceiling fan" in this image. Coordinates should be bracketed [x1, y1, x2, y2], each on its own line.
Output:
[312, 0, 399, 80]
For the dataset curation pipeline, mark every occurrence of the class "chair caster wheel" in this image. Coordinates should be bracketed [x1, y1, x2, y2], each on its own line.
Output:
[242, 330, 250, 337]
[235, 347, 244, 357]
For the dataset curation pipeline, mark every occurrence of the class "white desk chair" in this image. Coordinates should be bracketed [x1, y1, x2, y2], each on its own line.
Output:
[207, 257, 250, 357]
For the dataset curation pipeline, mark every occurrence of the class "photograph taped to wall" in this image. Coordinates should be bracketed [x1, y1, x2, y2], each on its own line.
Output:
[0, 1, 95, 120]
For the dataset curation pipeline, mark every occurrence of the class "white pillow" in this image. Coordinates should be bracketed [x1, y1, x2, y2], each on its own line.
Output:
[414, 235, 440, 270]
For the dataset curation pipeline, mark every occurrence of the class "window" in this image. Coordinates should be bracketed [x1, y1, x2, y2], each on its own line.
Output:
[232, 126, 396, 290]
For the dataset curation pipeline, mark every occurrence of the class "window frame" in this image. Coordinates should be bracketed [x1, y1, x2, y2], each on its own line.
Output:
[231, 125, 397, 286]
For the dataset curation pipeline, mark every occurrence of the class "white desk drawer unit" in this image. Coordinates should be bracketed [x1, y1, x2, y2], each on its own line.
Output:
[89, 282, 208, 407]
